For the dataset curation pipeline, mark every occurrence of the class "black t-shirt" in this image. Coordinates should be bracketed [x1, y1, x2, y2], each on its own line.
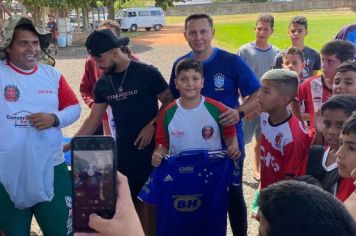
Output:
[94, 60, 168, 139]
[94, 61, 167, 174]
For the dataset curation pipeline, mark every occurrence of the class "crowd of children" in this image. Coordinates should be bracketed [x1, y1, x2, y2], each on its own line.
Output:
[142, 12, 356, 235]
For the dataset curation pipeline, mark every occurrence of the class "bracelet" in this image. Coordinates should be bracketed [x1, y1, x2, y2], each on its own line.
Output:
[51, 113, 60, 127]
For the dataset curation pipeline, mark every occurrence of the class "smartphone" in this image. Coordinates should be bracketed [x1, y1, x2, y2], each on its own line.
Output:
[71, 136, 117, 232]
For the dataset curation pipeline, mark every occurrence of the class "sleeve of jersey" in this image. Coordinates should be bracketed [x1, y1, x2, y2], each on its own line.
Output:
[93, 79, 108, 104]
[237, 47, 246, 60]
[79, 59, 95, 108]
[155, 108, 170, 149]
[169, 61, 180, 99]
[272, 53, 283, 69]
[137, 169, 158, 205]
[217, 102, 236, 138]
[283, 141, 308, 177]
[235, 56, 261, 97]
[297, 81, 308, 112]
[57, 75, 81, 128]
[313, 52, 321, 70]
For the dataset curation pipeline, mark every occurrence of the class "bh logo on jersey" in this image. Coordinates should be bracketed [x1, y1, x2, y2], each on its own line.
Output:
[261, 147, 280, 172]
[213, 73, 225, 91]
[173, 194, 202, 212]
[4, 84, 20, 102]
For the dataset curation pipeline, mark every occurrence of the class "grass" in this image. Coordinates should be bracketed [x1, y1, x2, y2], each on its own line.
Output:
[166, 9, 356, 52]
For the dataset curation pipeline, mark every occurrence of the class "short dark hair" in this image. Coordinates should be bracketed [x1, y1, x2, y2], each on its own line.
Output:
[336, 60, 356, 74]
[293, 175, 322, 188]
[289, 16, 308, 30]
[321, 39, 355, 62]
[261, 69, 299, 99]
[256, 13, 274, 29]
[321, 94, 356, 116]
[282, 47, 304, 62]
[175, 58, 203, 78]
[342, 111, 356, 136]
[259, 180, 356, 236]
[185, 14, 213, 30]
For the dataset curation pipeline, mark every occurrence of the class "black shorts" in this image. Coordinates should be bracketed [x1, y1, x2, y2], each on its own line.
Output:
[116, 137, 154, 200]
[51, 38, 58, 45]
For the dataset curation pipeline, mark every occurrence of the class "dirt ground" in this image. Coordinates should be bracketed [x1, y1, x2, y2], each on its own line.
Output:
[30, 25, 259, 235]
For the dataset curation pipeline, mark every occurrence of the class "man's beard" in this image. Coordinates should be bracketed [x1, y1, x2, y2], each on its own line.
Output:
[105, 63, 117, 75]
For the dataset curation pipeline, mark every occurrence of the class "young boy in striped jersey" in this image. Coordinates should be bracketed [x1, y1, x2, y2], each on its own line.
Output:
[152, 58, 241, 167]
[258, 69, 309, 189]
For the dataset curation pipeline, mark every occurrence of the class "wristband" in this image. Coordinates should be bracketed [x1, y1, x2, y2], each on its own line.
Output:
[237, 108, 245, 119]
[51, 113, 60, 127]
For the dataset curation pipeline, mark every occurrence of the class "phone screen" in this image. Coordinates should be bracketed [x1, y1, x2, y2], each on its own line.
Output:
[72, 137, 117, 232]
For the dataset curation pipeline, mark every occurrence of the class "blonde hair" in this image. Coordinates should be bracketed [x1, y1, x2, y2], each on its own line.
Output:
[98, 19, 120, 37]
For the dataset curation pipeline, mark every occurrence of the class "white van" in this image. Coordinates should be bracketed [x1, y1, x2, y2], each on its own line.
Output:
[116, 7, 165, 32]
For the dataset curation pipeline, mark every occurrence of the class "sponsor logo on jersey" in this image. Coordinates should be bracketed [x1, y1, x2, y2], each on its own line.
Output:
[172, 194, 202, 212]
[6, 110, 31, 127]
[163, 174, 174, 182]
[312, 96, 322, 103]
[38, 89, 53, 94]
[274, 132, 283, 148]
[179, 166, 194, 174]
[213, 73, 225, 91]
[311, 79, 322, 93]
[170, 130, 185, 137]
[201, 125, 214, 140]
[261, 146, 280, 172]
[4, 84, 20, 102]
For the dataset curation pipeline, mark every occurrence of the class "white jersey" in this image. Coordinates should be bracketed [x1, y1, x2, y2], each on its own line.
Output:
[0, 60, 80, 165]
[156, 96, 236, 155]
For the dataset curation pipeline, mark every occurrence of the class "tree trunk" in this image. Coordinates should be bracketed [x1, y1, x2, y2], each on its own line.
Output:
[82, 6, 89, 32]
[107, 0, 115, 20]
[32, 6, 42, 27]
[58, 8, 67, 18]
[76, 7, 81, 32]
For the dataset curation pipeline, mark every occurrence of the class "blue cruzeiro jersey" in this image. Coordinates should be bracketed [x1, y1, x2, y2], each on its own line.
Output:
[138, 150, 240, 236]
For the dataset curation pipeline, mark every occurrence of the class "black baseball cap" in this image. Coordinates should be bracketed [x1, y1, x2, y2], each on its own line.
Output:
[85, 29, 130, 57]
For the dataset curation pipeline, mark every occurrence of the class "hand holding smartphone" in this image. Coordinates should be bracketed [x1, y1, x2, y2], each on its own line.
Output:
[71, 136, 117, 233]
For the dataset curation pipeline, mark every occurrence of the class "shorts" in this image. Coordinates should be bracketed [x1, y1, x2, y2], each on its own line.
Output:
[0, 162, 73, 236]
[117, 137, 154, 201]
[242, 115, 261, 144]
[51, 37, 58, 45]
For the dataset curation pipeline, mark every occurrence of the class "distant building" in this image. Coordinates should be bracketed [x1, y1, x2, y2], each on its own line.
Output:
[175, 0, 213, 5]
